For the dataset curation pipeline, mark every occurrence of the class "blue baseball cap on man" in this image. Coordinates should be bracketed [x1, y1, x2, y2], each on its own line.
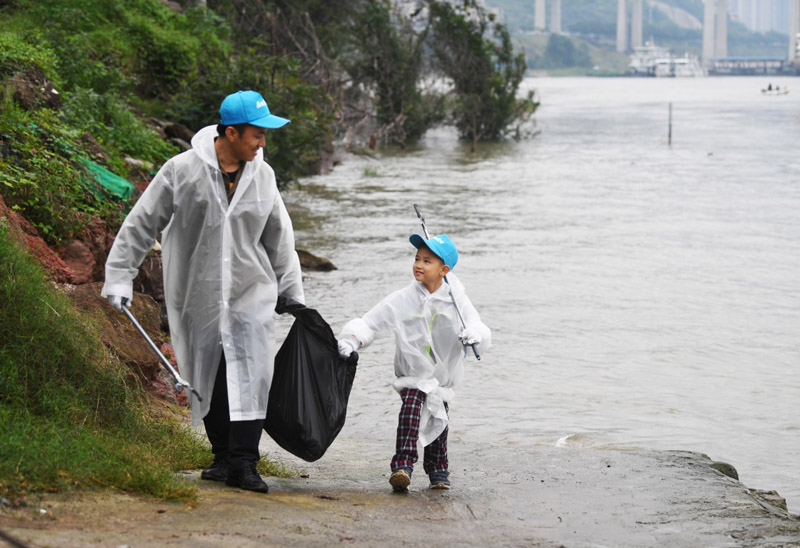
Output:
[409, 233, 459, 269]
[219, 90, 290, 129]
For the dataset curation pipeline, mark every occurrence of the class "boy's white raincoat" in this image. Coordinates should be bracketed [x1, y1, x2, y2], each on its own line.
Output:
[102, 125, 304, 426]
[340, 274, 490, 446]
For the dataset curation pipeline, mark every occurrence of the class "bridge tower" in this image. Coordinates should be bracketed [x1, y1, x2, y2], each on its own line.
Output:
[790, 0, 800, 64]
[616, 0, 644, 52]
[616, 0, 628, 52]
[702, 0, 728, 64]
[550, 0, 562, 34]
[702, 0, 716, 64]
[534, 0, 562, 34]
[630, 0, 643, 49]
[715, 0, 728, 57]
[535, 0, 546, 31]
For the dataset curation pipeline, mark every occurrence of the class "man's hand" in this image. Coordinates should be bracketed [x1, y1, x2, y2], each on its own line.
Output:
[107, 295, 131, 312]
[337, 338, 358, 358]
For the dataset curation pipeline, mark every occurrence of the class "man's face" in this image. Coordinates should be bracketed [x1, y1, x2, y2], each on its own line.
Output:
[228, 125, 267, 162]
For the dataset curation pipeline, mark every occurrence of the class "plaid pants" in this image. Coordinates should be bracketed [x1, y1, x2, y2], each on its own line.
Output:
[390, 388, 449, 475]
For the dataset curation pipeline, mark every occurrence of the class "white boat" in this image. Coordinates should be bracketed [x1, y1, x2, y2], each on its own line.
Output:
[628, 42, 705, 77]
[761, 87, 789, 95]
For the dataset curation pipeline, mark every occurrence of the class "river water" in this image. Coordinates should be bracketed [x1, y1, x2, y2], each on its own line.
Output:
[282, 76, 800, 512]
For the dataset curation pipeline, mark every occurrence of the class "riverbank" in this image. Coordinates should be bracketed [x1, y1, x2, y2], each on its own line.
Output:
[2, 435, 798, 547]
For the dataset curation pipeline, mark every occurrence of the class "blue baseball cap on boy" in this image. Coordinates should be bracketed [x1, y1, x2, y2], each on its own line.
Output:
[219, 90, 290, 129]
[409, 233, 458, 269]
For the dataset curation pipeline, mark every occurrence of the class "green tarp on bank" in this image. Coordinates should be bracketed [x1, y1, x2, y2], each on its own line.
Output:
[79, 157, 134, 200]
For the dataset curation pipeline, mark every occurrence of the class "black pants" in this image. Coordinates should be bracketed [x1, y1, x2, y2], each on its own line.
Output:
[203, 353, 263, 469]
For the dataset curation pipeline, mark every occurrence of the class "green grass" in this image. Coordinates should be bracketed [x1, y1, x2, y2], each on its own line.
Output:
[257, 453, 299, 479]
[0, 222, 209, 500]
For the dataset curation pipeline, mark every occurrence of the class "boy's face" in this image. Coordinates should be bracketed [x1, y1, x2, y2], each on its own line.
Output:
[413, 246, 449, 292]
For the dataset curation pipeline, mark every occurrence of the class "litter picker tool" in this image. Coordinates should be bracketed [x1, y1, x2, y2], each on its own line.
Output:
[121, 298, 202, 402]
[413, 204, 480, 360]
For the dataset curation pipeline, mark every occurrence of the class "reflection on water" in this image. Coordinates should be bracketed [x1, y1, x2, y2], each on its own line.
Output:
[282, 76, 800, 512]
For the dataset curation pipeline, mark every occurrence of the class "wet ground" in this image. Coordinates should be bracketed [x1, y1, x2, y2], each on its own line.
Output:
[2, 436, 799, 547]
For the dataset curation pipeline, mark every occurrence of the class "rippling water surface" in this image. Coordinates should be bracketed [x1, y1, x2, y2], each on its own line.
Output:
[282, 76, 800, 511]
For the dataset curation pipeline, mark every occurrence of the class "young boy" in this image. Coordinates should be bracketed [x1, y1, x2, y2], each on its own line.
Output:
[337, 233, 491, 492]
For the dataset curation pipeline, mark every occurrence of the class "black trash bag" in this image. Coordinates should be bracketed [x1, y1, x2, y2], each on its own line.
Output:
[265, 301, 358, 462]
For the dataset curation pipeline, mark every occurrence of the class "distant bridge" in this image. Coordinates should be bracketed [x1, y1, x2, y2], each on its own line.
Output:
[532, 0, 800, 66]
[708, 57, 786, 76]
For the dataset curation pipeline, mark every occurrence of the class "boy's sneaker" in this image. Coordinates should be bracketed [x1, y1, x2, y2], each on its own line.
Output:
[429, 471, 451, 490]
[389, 468, 412, 493]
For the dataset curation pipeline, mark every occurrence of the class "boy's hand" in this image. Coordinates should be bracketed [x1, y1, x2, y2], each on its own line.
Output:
[458, 327, 481, 346]
[337, 338, 358, 358]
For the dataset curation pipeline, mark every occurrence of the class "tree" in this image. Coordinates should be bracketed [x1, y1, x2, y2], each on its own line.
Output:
[429, 0, 538, 151]
[346, 0, 443, 146]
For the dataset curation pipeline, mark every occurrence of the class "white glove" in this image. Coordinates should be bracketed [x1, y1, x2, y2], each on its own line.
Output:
[337, 338, 359, 358]
[458, 327, 481, 346]
[107, 295, 131, 312]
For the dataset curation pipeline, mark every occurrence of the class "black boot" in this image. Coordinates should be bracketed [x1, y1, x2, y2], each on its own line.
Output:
[200, 458, 228, 482]
[226, 463, 268, 493]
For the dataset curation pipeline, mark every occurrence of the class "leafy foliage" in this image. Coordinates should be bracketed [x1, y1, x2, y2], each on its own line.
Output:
[260, 55, 336, 178]
[60, 87, 179, 171]
[430, 0, 538, 148]
[0, 97, 126, 244]
[1, 0, 336, 191]
[345, 1, 443, 145]
[0, 29, 60, 82]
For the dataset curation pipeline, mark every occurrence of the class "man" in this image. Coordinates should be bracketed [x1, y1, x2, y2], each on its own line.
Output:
[102, 90, 304, 493]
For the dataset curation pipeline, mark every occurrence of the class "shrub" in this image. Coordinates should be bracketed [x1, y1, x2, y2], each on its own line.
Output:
[60, 87, 179, 170]
[0, 96, 126, 244]
[429, 0, 538, 149]
[0, 29, 60, 82]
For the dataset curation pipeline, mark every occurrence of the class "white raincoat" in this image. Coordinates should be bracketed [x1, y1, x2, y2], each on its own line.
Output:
[340, 274, 490, 445]
[102, 125, 304, 425]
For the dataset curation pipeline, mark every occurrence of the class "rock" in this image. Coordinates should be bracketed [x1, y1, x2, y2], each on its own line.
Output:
[83, 218, 115, 283]
[709, 460, 739, 480]
[164, 123, 195, 144]
[749, 489, 789, 512]
[169, 137, 191, 151]
[160, 0, 183, 13]
[57, 239, 95, 284]
[55, 218, 115, 284]
[6, 68, 61, 110]
[146, 118, 169, 140]
[297, 249, 337, 272]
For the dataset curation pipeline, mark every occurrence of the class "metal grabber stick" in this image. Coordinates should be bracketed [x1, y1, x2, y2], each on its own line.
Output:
[121, 298, 202, 402]
[413, 204, 481, 360]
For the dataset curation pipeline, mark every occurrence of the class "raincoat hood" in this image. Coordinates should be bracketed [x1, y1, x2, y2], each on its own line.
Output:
[190, 124, 264, 167]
